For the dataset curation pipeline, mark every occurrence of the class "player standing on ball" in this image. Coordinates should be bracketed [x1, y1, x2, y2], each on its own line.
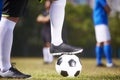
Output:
[49, 0, 83, 56]
[0, 0, 83, 79]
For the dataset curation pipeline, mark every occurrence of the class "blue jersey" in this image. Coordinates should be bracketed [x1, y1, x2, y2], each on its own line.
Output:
[0, 0, 2, 19]
[93, 0, 108, 26]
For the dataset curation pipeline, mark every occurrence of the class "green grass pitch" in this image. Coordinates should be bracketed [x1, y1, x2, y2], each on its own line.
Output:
[1, 57, 120, 80]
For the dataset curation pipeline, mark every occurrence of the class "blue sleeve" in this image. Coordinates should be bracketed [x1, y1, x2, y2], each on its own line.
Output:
[98, 0, 107, 7]
[0, 0, 2, 20]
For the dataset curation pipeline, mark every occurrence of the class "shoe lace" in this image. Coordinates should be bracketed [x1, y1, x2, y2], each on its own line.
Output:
[11, 62, 16, 67]
[11, 62, 23, 74]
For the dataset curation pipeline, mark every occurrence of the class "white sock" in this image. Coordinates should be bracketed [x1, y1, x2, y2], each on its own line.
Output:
[48, 48, 54, 63]
[43, 47, 53, 63]
[50, 0, 66, 46]
[106, 63, 113, 67]
[0, 17, 16, 72]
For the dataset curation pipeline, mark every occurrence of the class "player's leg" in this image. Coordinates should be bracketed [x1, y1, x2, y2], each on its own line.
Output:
[95, 24, 113, 67]
[50, 0, 65, 46]
[0, 17, 16, 72]
[0, 0, 31, 78]
[43, 42, 53, 63]
[101, 25, 113, 67]
[95, 43, 104, 66]
[94, 25, 106, 67]
[103, 42, 113, 67]
[42, 27, 53, 63]
[49, 0, 83, 56]
[43, 46, 50, 63]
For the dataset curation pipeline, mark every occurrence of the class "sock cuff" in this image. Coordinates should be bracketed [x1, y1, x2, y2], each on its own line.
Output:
[52, 0, 66, 6]
[43, 47, 50, 50]
[104, 44, 111, 47]
[1, 17, 16, 30]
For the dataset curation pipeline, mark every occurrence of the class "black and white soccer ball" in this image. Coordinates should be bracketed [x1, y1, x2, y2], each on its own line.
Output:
[55, 55, 82, 77]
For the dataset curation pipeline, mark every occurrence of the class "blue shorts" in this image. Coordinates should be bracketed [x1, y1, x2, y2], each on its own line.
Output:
[0, 0, 2, 19]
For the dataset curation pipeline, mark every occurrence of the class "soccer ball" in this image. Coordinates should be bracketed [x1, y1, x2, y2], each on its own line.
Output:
[55, 55, 82, 77]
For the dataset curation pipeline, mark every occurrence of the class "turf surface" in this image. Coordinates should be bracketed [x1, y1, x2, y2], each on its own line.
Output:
[0, 57, 120, 80]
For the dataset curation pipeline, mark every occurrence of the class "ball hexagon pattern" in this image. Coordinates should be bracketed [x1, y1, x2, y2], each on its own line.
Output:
[55, 55, 82, 77]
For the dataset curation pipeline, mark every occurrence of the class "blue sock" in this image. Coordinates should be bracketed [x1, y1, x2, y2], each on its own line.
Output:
[95, 46, 103, 65]
[103, 44, 112, 64]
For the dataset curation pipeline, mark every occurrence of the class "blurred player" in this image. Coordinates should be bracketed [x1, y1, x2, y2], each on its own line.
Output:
[93, 0, 115, 67]
[37, 0, 53, 64]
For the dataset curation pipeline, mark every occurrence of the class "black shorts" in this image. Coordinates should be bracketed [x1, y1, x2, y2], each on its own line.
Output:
[2, 0, 28, 17]
[41, 25, 51, 43]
